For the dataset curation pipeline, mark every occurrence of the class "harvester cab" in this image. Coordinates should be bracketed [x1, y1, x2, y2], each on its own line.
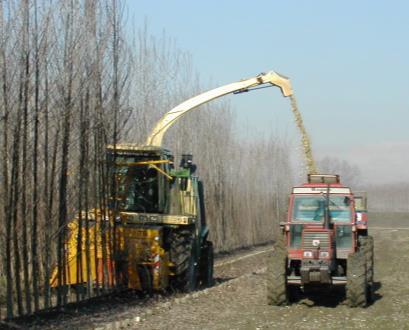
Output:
[268, 174, 374, 307]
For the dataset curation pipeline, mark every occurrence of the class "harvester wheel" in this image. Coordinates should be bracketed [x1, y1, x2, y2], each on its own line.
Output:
[346, 251, 367, 307]
[267, 236, 288, 306]
[359, 235, 374, 301]
[199, 241, 214, 288]
[180, 251, 198, 293]
[169, 229, 197, 292]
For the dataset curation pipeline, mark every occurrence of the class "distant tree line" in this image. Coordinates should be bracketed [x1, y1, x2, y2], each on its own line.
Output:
[366, 183, 409, 213]
[317, 156, 409, 212]
[0, 0, 293, 319]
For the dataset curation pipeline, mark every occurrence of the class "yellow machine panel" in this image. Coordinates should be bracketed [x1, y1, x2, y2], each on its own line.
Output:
[49, 210, 115, 288]
[50, 210, 171, 291]
[118, 226, 170, 290]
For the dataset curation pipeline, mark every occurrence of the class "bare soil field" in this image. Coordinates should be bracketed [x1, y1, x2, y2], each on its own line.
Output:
[5, 212, 409, 330]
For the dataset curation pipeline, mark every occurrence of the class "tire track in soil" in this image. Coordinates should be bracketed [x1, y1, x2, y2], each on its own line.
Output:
[120, 228, 409, 330]
[12, 245, 272, 329]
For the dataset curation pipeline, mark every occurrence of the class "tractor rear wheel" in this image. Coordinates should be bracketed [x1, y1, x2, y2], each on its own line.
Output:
[267, 236, 288, 306]
[346, 251, 367, 307]
[169, 229, 197, 292]
[199, 240, 214, 288]
[359, 235, 374, 301]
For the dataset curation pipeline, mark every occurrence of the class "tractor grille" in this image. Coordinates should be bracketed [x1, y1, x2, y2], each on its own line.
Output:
[303, 232, 330, 249]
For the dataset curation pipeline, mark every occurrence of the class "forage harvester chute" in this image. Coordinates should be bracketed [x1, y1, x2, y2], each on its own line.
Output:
[146, 71, 293, 147]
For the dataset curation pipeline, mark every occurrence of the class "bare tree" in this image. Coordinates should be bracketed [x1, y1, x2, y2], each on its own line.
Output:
[317, 156, 361, 187]
[0, 0, 10, 317]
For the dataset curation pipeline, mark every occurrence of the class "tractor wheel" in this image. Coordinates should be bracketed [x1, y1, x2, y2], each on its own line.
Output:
[169, 229, 197, 292]
[199, 241, 214, 288]
[266, 236, 288, 306]
[346, 251, 368, 307]
[359, 235, 374, 301]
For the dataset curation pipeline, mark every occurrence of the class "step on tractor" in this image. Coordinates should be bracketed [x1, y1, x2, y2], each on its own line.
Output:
[267, 174, 374, 307]
[50, 70, 292, 293]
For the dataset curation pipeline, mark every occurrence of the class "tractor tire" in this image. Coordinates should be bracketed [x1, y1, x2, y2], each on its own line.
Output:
[199, 241, 214, 288]
[359, 236, 374, 283]
[169, 229, 197, 292]
[266, 236, 288, 306]
[346, 251, 368, 307]
[359, 235, 374, 301]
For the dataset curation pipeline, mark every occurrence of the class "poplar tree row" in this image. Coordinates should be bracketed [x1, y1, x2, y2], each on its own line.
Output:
[0, 0, 127, 318]
[0, 0, 293, 319]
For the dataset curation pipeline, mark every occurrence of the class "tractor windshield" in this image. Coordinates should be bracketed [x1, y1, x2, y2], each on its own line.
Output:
[292, 195, 352, 222]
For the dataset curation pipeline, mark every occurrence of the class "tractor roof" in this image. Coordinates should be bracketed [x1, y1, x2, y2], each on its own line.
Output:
[292, 174, 352, 194]
[308, 174, 340, 184]
[292, 186, 352, 195]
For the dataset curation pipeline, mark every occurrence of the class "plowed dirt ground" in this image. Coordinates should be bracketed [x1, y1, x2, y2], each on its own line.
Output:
[9, 212, 409, 330]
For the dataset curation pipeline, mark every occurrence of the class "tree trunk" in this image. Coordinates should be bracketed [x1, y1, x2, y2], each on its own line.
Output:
[31, 0, 40, 312]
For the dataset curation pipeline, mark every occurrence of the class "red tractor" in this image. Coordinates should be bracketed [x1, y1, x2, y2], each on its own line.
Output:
[267, 174, 374, 307]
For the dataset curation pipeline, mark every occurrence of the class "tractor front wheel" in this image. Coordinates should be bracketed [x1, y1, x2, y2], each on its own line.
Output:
[346, 251, 368, 307]
[267, 236, 288, 306]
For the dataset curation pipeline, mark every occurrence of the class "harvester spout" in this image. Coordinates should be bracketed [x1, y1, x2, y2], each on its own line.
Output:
[258, 71, 293, 97]
[146, 70, 292, 147]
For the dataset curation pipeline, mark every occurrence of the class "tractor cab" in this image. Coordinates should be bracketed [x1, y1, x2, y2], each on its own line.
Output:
[267, 174, 374, 307]
[283, 174, 357, 285]
[269, 174, 373, 307]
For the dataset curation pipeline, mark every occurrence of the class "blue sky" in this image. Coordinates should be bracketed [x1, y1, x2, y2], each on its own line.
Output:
[125, 0, 409, 183]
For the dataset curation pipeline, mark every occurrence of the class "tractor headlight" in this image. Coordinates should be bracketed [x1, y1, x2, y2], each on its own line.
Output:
[319, 251, 329, 258]
[303, 251, 313, 258]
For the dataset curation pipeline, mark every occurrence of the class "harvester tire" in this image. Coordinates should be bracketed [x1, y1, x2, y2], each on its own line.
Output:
[359, 235, 374, 301]
[346, 251, 367, 307]
[267, 236, 288, 306]
[169, 229, 197, 292]
[199, 241, 214, 288]
[180, 252, 198, 293]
